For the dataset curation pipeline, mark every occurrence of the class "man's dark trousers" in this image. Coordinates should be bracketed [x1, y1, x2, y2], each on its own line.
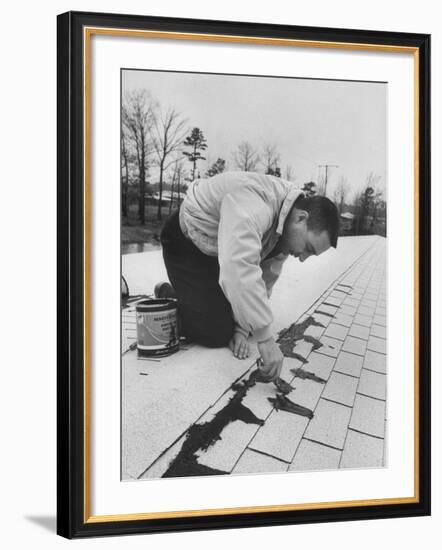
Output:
[160, 209, 235, 348]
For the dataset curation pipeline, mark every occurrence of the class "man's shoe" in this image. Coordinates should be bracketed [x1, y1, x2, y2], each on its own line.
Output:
[154, 281, 177, 299]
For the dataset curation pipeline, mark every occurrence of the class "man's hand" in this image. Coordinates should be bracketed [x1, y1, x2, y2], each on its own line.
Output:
[228, 331, 250, 359]
[257, 337, 284, 381]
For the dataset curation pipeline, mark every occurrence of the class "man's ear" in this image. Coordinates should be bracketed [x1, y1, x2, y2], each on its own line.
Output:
[295, 209, 309, 224]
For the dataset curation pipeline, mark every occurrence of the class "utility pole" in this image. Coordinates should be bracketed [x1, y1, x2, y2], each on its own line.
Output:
[318, 164, 339, 197]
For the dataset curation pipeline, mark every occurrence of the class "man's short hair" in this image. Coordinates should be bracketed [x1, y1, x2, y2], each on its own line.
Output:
[295, 194, 339, 248]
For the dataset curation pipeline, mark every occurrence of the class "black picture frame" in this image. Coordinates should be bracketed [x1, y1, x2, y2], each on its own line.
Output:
[57, 10, 431, 539]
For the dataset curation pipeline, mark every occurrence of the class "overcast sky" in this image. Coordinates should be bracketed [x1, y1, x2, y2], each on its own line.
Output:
[123, 69, 386, 200]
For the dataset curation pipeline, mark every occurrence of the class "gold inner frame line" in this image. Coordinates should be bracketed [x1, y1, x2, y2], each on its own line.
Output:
[82, 26, 420, 524]
[85, 26, 418, 53]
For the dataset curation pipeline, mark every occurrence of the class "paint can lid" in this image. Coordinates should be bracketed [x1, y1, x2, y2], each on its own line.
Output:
[136, 298, 177, 313]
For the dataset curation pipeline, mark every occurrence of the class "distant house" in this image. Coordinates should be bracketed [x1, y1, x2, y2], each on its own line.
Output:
[340, 211, 354, 234]
[152, 191, 173, 202]
[148, 190, 187, 207]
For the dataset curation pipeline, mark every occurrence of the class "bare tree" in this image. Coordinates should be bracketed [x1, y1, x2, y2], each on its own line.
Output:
[121, 129, 130, 220]
[333, 176, 350, 215]
[233, 141, 260, 172]
[122, 90, 156, 224]
[176, 162, 187, 204]
[284, 164, 295, 182]
[365, 171, 382, 190]
[316, 172, 326, 196]
[262, 143, 281, 176]
[353, 172, 383, 234]
[151, 107, 188, 220]
[365, 173, 384, 233]
[168, 157, 186, 215]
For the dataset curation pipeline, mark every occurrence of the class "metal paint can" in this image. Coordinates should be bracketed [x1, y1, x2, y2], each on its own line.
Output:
[135, 298, 179, 357]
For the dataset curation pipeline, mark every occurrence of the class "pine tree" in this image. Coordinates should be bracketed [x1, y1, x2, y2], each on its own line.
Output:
[182, 127, 208, 180]
[302, 181, 317, 197]
[266, 165, 281, 177]
[206, 158, 226, 177]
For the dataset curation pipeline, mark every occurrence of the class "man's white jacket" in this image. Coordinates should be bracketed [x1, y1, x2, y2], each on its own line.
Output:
[179, 171, 303, 342]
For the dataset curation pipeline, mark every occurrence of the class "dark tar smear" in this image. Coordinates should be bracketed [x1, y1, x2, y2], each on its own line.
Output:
[277, 316, 324, 360]
[268, 394, 314, 419]
[163, 375, 263, 478]
[162, 315, 323, 478]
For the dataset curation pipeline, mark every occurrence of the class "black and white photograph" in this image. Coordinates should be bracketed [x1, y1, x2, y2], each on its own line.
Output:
[121, 68, 388, 481]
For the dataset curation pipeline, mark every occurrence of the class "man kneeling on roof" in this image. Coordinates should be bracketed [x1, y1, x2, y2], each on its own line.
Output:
[155, 171, 339, 382]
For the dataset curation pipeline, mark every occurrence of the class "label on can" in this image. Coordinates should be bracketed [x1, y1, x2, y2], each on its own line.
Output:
[136, 307, 179, 350]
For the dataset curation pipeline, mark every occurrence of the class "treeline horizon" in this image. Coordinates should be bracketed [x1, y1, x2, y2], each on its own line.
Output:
[121, 88, 386, 236]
